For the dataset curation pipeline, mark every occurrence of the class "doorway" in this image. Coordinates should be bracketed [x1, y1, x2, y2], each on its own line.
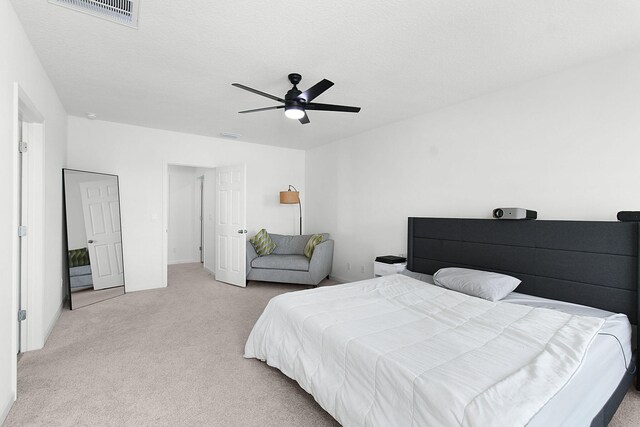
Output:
[167, 165, 216, 274]
[14, 87, 44, 356]
[12, 85, 45, 405]
[16, 117, 24, 356]
[163, 163, 247, 288]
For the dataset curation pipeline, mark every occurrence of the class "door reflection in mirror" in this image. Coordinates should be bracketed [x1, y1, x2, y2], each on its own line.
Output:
[63, 169, 125, 309]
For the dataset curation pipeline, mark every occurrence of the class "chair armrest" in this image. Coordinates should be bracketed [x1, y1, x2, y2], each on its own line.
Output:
[246, 242, 258, 276]
[309, 239, 334, 284]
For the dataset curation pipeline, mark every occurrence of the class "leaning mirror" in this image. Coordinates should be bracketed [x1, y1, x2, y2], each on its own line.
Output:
[63, 169, 125, 309]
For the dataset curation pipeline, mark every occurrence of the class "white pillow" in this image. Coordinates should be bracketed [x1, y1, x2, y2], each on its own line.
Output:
[433, 267, 521, 302]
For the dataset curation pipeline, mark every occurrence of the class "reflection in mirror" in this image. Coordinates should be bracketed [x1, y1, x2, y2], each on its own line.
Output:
[63, 169, 125, 309]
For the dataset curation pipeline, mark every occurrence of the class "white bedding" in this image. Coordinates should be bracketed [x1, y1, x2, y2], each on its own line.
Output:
[245, 274, 606, 427]
[503, 292, 632, 426]
[402, 272, 633, 425]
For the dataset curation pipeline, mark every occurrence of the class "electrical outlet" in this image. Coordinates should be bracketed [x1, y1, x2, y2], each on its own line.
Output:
[361, 265, 365, 273]
[347, 263, 351, 271]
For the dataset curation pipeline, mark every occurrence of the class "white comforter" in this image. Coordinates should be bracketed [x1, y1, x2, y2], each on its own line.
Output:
[245, 274, 604, 427]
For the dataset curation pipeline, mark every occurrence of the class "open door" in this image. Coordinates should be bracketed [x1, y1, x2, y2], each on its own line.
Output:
[79, 179, 124, 290]
[215, 165, 246, 287]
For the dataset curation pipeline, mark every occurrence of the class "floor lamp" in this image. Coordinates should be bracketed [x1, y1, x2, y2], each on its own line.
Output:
[280, 185, 302, 235]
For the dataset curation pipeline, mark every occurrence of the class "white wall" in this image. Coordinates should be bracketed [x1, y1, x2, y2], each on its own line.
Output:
[67, 117, 305, 291]
[201, 168, 216, 274]
[168, 165, 199, 264]
[0, 0, 67, 422]
[306, 48, 640, 283]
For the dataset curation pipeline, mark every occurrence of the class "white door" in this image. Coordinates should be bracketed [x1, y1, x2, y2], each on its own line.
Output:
[79, 179, 124, 290]
[215, 165, 246, 287]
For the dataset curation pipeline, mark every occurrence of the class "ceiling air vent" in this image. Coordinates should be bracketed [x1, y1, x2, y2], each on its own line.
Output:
[49, 0, 140, 28]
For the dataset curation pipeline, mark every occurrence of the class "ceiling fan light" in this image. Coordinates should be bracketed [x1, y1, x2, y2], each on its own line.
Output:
[285, 106, 305, 120]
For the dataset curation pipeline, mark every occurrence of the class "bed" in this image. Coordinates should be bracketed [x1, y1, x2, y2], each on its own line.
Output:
[245, 218, 638, 426]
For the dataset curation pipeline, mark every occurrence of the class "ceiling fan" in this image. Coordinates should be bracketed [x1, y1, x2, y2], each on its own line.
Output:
[232, 73, 361, 124]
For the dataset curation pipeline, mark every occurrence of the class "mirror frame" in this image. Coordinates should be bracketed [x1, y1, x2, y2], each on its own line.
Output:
[62, 168, 126, 310]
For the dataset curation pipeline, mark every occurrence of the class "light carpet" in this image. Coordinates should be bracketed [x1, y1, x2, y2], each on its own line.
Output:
[4, 263, 639, 426]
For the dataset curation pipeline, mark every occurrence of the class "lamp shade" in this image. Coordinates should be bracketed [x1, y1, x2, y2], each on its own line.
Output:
[280, 190, 300, 204]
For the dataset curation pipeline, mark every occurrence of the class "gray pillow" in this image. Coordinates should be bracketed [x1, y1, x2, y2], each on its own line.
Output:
[433, 267, 521, 302]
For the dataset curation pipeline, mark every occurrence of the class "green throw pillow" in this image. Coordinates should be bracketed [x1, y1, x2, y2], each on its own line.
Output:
[250, 229, 276, 256]
[68, 248, 90, 268]
[304, 234, 324, 259]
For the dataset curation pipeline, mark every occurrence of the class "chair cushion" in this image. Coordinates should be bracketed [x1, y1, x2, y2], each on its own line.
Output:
[270, 233, 330, 255]
[304, 234, 324, 259]
[249, 229, 276, 256]
[251, 254, 310, 272]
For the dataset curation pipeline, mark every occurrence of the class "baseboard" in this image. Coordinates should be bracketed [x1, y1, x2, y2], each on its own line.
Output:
[204, 266, 215, 276]
[125, 283, 167, 292]
[0, 391, 15, 425]
[168, 259, 199, 265]
[42, 301, 63, 347]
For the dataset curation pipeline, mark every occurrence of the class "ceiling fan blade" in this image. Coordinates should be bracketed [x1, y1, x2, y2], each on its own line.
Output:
[238, 105, 284, 114]
[298, 79, 334, 102]
[232, 83, 285, 103]
[299, 112, 310, 124]
[305, 102, 361, 113]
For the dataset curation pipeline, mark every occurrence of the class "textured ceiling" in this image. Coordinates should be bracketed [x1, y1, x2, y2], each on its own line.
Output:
[10, 1, 640, 149]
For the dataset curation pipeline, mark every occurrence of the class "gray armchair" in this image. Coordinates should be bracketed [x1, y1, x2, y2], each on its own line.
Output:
[246, 233, 334, 286]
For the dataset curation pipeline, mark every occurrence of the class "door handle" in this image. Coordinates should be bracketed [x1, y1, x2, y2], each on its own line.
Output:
[88, 240, 95, 244]
[237, 229, 247, 234]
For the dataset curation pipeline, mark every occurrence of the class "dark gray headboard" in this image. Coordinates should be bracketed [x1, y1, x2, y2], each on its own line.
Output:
[407, 218, 639, 324]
